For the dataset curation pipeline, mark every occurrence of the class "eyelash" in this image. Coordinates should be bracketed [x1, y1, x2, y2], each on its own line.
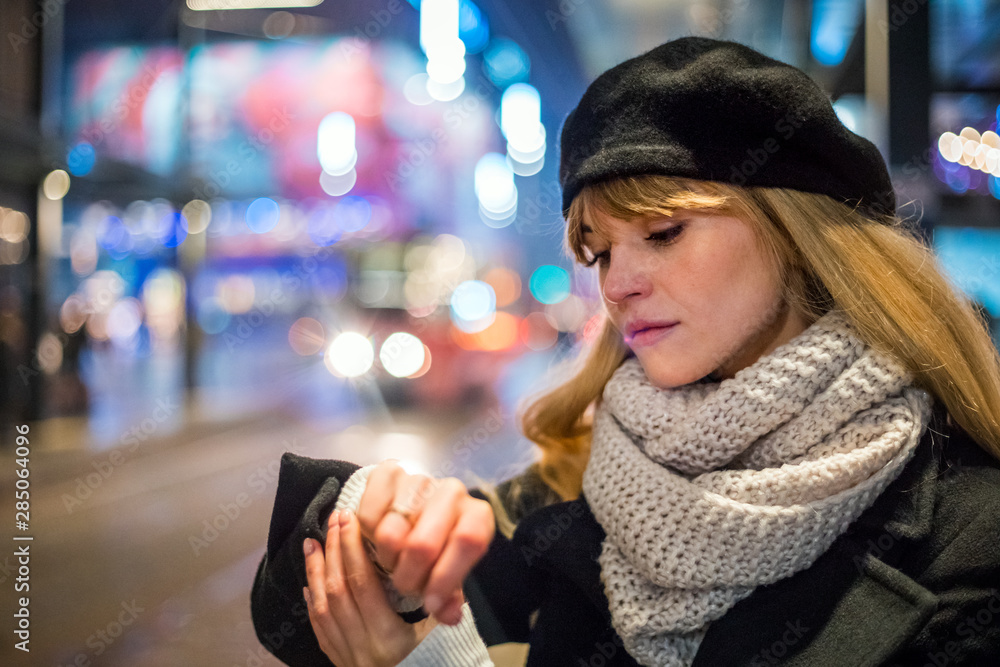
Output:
[582, 226, 684, 268]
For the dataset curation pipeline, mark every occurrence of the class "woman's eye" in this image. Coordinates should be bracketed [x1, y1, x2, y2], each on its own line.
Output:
[582, 226, 683, 268]
[583, 250, 609, 268]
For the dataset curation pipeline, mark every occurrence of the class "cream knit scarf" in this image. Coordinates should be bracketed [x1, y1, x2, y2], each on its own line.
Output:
[581, 309, 934, 667]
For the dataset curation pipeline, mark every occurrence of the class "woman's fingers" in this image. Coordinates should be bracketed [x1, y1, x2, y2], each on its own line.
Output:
[336, 509, 412, 640]
[373, 473, 436, 572]
[358, 463, 496, 625]
[303, 522, 349, 663]
[358, 462, 426, 569]
[389, 477, 468, 596]
[421, 496, 495, 617]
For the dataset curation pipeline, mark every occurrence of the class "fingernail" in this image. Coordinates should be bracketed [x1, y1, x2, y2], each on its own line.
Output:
[329, 510, 340, 527]
[303, 538, 315, 555]
[303, 587, 312, 605]
[339, 509, 352, 527]
[425, 594, 442, 615]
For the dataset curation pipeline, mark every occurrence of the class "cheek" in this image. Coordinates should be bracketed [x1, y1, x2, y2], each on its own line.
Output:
[677, 234, 779, 322]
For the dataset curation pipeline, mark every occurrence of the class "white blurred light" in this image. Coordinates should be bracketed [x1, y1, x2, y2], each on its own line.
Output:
[420, 0, 460, 56]
[380, 332, 426, 378]
[43, 170, 71, 200]
[938, 127, 1000, 178]
[1, 209, 29, 243]
[421, 0, 466, 89]
[404, 73, 434, 106]
[507, 153, 544, 177]
[450, 279, 496, 321]
[318, 112, 358, 176]
[37, 333, 63, 374]
[182, 199, 212, 234]
[501, 83, 545, 154]
[325, 332, 374, 378]
[474, 153, 517, 213]
[426, 76, 465, 102]
[938, 132, 961, 162]
[427, 52, 467, 85]
[319, 168, 357, 196]
[107, 298, 143, 346]
[452, 311, 494, 333]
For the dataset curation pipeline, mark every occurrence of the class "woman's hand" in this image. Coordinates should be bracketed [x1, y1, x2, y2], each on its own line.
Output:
[357, 461, 496, 625]
[303, 508, 440, 666]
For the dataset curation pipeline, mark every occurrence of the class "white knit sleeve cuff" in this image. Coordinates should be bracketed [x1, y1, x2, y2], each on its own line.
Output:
[399, 601, 495, 667]
[333, 464, 424, 613]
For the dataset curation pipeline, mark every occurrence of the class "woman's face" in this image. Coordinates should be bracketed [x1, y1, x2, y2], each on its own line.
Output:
[582, 206, 811, 388]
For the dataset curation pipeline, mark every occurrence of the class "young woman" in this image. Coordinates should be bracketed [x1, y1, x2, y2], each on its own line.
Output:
[251, 37, 1000, 666]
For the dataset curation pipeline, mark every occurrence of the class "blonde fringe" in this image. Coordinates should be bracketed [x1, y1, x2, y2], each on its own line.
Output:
[508, 175, 1000, 503]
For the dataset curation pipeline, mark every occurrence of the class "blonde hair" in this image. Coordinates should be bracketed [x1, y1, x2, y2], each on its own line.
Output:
[504, 175, 1000, 512]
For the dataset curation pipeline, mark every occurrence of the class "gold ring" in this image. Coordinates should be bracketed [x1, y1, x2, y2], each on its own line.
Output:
[389, 503, 416, 524]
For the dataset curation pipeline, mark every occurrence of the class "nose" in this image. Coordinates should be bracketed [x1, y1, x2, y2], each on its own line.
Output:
[601, 246, 650, 305]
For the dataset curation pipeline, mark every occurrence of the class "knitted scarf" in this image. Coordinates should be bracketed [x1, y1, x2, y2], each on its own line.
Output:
[581, 309, 934, 667]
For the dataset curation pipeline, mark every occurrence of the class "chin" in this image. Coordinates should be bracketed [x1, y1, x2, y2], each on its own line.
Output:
[637, 362, 705, 390]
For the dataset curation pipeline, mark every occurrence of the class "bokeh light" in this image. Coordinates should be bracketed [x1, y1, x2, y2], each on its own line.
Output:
[529, 265, 570, 304]
[196, 297, 231, 335]
[483, 38, 529, 87]
[482, 266, 521, 307]
[379, 332, 426, 378]
[324, 332, 375, 378]
[317, 112, 358, 176]
[246, 197, 280, 234]
[334, 196, 372, 232]
[157, 210, 188, 248]
[520, 311, 559, 351]
[67, 142, 97, 176]
[450, 279, 496, 321]
[288, 317, 326, 356]
[182, 200, 212, 234]
[43, 169, 71, 200]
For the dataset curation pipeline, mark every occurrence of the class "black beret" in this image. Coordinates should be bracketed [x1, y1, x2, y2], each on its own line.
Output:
[558, 36, 895, 218]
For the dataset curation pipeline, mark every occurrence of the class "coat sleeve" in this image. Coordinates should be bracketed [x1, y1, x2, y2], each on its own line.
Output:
[250, 453, 431, 666]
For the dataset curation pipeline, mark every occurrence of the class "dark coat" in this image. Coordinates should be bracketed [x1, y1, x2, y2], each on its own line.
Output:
[251, 401, 1000, 666]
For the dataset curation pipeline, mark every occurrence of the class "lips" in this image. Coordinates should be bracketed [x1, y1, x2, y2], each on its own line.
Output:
[626, 324, 678, 347]
[625, 320, 679, 339]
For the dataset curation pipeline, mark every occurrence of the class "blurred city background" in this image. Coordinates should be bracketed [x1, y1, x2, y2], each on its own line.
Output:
[0, 0, 998, 665]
